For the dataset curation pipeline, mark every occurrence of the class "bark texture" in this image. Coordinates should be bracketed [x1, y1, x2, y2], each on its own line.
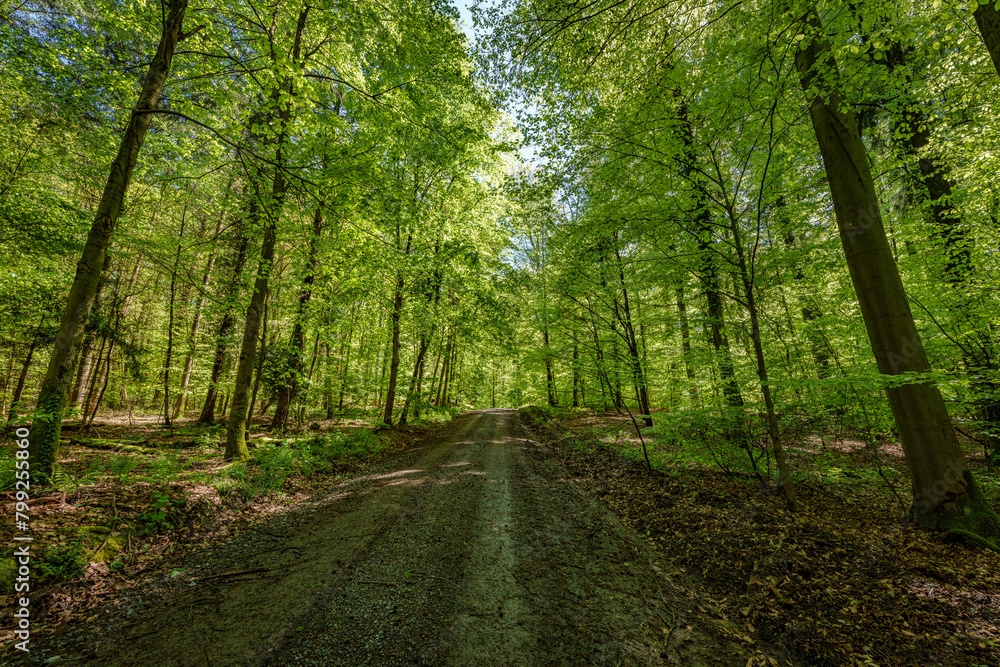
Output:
[793, 5, 999, 538]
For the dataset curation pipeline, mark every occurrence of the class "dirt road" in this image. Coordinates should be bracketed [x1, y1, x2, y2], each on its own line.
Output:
[27, 410, 750, 666]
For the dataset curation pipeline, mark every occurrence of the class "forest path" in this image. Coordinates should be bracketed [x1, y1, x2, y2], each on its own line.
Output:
[47, 410, 750, 666]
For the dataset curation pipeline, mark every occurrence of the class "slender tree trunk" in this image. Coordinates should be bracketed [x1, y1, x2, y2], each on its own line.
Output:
[271, 206, 323, 430]
[794, 5, 999, 537]
[225, 6, 308, 458]
[401, 275, 441, 425]
[612, 239, 653, 426]
[198, 222, 249, 425]
[163, 208, 188, 427]
[726, 204, 797, 509]
[382, 233, 412, 425]
[338, 317, 356, 411]
[6, 323, 41, 425]
[86, 340, 116, 427]
[323, 344, 334, 419]
[434, 332, 452, 406]
[27, 0, 189, 482]
[84, 336, 108, 421]
[248, 298, 270, 424]
[675, 285, 700, 405]
[543, 327, 557, 407]
[173, 208, 226, 420]
[572, 343, 580, 408]
[70, 335, 96, 412]
[382, 271, 407, 425]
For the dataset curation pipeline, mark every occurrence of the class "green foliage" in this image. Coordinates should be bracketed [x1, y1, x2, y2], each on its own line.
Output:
[0, 456, 15, 491]
[37, 540, 86, 585]
[214, 429, 388, 502]
[136, 491, 186, 537]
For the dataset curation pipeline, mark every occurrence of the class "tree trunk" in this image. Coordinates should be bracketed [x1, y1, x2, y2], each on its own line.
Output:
[726, 202, 797, 510]
[163, 207, 187, 427]
[6, 324, 41, 425]
[248, 297, 271, 423]
[400, 273, 441, 425]
[382, 270, 407, 425]
[975, 3, 1000, 78]
[83, 336, 108, 421]
[225, 6, 308, 458]
[572, 342, 580, 408]
[612, 238, 653, 426]
[271, 206, 323, 430]
[174, 208, 226, 420]
[198, 221, 249, 425]
[434, 334, 451, 406]
[27, 0, 188, 482]
[86, 339, 116, 427]
[70, 334, 96, 412]
[794, 5, 999, 538]
[338, 316, 356, 411]
[675, 285, 700, 406]
[543, 327, 557, 407]
[323, 344, 335, 419]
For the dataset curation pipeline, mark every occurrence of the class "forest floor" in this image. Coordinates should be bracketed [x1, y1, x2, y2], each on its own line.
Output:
[3, 409, 765, 666]
[521, 407, 1000, 667]
[2, 407, 997, 666]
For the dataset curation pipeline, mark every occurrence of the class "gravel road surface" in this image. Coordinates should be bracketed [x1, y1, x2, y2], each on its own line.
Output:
[21, 409, 749, 666]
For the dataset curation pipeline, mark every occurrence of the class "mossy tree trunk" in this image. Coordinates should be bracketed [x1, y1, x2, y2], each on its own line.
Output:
[28, 0, 189, 484]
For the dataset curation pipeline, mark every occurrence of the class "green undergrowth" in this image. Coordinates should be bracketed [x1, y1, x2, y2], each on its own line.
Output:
[214, 428, 390, 501]
[519, 405, 1000, 512]
[1, 424, 392, 501]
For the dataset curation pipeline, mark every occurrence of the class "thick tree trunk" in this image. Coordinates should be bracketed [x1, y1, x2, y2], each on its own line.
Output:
[975, 3, 1000, 78]
[794, 5, 999, 538]
[27, 0, 188, 482]
[226, 205, 279, 459]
